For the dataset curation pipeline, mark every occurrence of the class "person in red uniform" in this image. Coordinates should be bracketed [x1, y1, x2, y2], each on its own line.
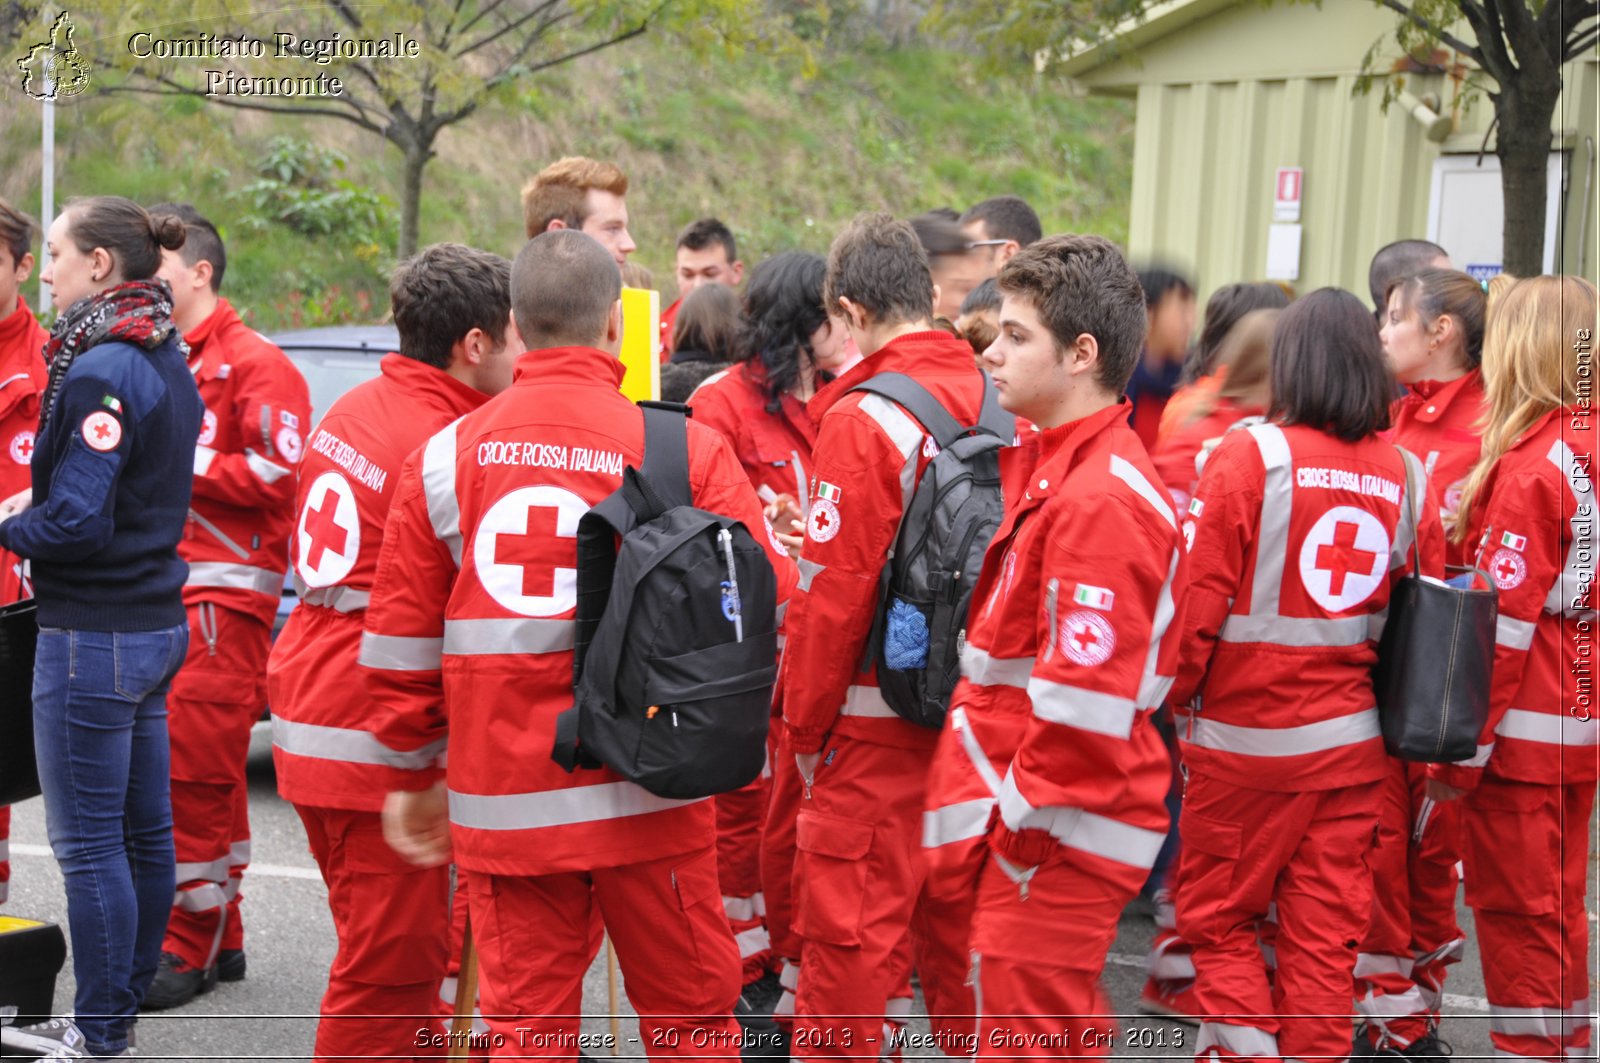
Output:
[1354, 267, 1487, 1058]
[143, 204, 312, 1008]
[920, 234, 1188, 1057]
[1427, 275, 1599, 1063]
[0, 197, 48, 909]
[1124, 267, 1195, 450]
[368, 229, 795, 1058]
[265, 243, 517, 1060]
[779, 213, 983, 1058]
[661, 218, 745, 360]
[521, 156, 636, 267]
[1172, 288, 1444, 1063]
[1157, 283, 1289, 449]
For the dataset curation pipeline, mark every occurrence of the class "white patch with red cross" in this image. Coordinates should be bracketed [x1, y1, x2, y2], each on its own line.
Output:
[807, 498, 841, 544]
[8, 431, 34, 465]
[1297, 506, 1389, 612]
[197, 408, 218, 446]
[81, 412, 122, 452]
[276, 426, 303, 463]
[474, 485, 589, 617]
[1059, 609, 1116, 667]
[296, 472, 360, 588]
[1489, 547, 1527, 591]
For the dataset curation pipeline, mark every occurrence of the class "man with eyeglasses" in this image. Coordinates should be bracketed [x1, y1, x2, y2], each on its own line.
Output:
[960, 196, 1043, 281]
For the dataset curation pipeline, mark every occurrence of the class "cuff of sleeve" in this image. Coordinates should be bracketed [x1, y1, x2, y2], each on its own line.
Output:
[785, 725, 826, 755]
[396, 766, 444, 793]
[1427, 762, 1483, 792]
[194, 445, 218, 476]
[989, 824, 1055, 869]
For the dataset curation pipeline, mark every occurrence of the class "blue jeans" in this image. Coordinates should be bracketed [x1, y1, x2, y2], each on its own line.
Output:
[33, 625, 187, 1055]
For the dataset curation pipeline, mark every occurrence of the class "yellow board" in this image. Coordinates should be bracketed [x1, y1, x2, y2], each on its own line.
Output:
[618, 287, 661, 403]
[0, 915, 46, 934]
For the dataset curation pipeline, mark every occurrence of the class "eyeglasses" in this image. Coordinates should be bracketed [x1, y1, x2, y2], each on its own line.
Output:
[966, 240, 1008, 250]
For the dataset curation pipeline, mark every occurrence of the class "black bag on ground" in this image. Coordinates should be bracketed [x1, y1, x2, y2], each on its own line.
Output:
[552, 403, 777, 799]
[1373, 448, 1497, 762]
[849, 372, 1013, 729]
[0, 597, 39, 807]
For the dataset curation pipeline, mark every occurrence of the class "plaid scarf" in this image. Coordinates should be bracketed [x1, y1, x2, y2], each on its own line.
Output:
[40, 279, 181, 430]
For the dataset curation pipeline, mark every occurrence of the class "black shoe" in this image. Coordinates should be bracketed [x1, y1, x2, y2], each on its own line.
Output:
[140, 951, 219, 1011]
[217, 948, 247, 982]
[1352, 1024, 1376, 1059]
[1371, 1029, 1453, 1059]
[734, 972, 783, 1032]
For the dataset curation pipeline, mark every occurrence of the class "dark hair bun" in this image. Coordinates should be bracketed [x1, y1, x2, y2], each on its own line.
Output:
[152, 214, 187, 252]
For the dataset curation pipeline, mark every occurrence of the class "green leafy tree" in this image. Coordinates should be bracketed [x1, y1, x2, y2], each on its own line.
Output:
[82, 0, 791, 255]
[930, 0, 1598, 277]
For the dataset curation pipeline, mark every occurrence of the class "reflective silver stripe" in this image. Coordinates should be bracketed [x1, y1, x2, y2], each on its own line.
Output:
[840, 684, 897, 718]
[442, 618, 575, 656]
[774, 601, 788, 627]
[1491, 1005, 1566, 1037]
[421, 422, 463, 566]
[244, 448, 292, 485]
[921, 797, 993, 848]
[1243, 423, 1294, 618]
[885, 997, 913, 1019]
[952, 706, 1004, 795]
[1138, 548, 1181, 706]
[190, 508, 251, 560]
[1195, 1022, 1280, 1059]
[0, 839, 8, 861]
[175, 857, 230, 884]
[797, 557, 824, 594]
[271, 716, 444, 770]
[185, 561, 283, 596]
[194, 445, 218, 475]
[1354, 952, 1415, 979]
[1148, 946, 1196, 981]
[735, 925, 771, 958]
[1221, 613, 1371, 646]
[723, 895, 760, 922]
[1176, 706, 1381, 757]
[1390, 447, 1425, 576]
[857, 393, 921, 511]
[174, 881, 227, 913]
[688, 369, 729, 399]
[448, 781, 706, 831]
[1110, 454, 1176, 529]
[1548, 440, 1598, 617]
[1497, 708, 1600, 746]
[996, 771, 1165, 869]
[1411, 936, 1465, 970]
[297, 584, 372, 613]
[1496, 615, 1537, 651]
[358, 632, 443, 671]
[1139, 674, 1175, 710]
[229, 839, 251, 865]
[1026, 677, 1137, 739]
[959, 644, 1033, 688]
[1460, 741, 1496, 768]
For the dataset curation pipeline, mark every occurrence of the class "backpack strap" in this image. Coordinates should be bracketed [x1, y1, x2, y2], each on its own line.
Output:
[974, 373, 1016, 441]
[851, 371, 1013, 448]
[638, 401, 693, 511]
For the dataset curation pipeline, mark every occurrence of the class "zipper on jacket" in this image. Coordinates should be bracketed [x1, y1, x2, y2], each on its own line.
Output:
[200, 602, 219, 657]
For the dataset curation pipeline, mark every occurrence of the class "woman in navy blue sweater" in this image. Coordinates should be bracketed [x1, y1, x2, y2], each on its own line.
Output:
[0, 197, 201, 1060]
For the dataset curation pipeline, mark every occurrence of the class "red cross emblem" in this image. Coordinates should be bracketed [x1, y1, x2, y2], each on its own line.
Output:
[1059, 609, 1115, 666]
[81, 412, 121, 452]
[1489, 547, 1526, 591]
[303, 493, 350, 571]
[297, 472, 361, 587]
[493, 504, 573, 598]
[9, 431, 34, 464]
[1314, 521, 1379, 597]
[807, 498, 841, 544]
[474, 485, 588, 617]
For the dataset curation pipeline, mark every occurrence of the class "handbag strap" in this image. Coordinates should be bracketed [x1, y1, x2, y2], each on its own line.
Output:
[1394, 444, 1423, 579]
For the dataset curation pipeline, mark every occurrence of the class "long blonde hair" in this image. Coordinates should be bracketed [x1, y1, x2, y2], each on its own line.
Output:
[1451, 275, 1599, 544]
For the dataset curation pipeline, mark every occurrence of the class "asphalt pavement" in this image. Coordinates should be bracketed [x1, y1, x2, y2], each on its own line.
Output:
[2, 722, 1592, 1060]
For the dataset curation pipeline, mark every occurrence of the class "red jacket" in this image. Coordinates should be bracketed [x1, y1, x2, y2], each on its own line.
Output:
[267, 354, 489, 811]
[361, 346, 796, 876]
[1172, 423, 1444, 791]
[0, 297, 47, 603]
[1431, 407, 1599, 789]
[1384, 370, 1486, 570]
[923, 403, 1186, 876]
[779, 330, 989, 755]
[1150, 396, 1263, 512]
[181, 300, 311, 625]
[659, 297, 681, 361]
[689, 360, 818, 503]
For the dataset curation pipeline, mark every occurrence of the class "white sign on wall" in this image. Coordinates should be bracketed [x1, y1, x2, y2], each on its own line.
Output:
[1426, 153, 1564, 275]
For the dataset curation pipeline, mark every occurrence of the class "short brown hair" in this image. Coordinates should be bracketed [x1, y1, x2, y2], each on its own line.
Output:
[823, 212, 932, 327]
[1269, 287, 1392, 442]
[511, 230, 621, 348]
[147, 202, 226, 293]
[390, 243, 512, 370]
[0, 198, 37, 265]
[521, 157, 629, 238]
[996, 234, 1147, 395]
[672, 282, 741, 361]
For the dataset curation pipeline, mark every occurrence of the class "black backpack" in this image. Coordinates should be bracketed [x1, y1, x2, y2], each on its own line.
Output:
[552, 403, 778, 800]
[851, 372, 1014, 729]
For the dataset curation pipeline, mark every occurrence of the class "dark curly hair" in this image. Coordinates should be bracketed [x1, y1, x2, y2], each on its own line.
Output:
[737, 251, 830, 412]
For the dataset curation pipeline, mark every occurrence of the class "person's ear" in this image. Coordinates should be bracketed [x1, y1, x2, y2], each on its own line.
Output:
[1067, 332, 1100, 378]
[730, 261, 744, 286]
[545, 219, 569, 233]
[193, 259, 214, 293]
[90, 247, 114, 283]
[607, 300, 623, 343]
[15, 252, 34, 284]
[931, 283, 943, 314]
[838, 296, 867, 332]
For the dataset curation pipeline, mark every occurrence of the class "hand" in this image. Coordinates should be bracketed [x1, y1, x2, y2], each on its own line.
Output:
[382, 782, 451, 866]
[763, 492, 803, 530]
[777, 522, 804, 561]
[795, 751, 821, 788]
[1425, 778, 1465, 803]
[0, 488, 31, 524]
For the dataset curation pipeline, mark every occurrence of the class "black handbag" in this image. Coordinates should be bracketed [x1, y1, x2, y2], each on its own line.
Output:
[0, 597, 40, 806]
[1373, 452, 1497, 762]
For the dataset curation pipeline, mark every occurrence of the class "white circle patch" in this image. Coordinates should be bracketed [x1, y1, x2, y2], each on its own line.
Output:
[296, 472, 361, 588]
[1183, 519, 1196, 552]
[81, 411, 122, 452]
[474, 485, 589, 617]
[1298, 506, 1390, 612]
[1489, 547, 1527, 591]
[8, 430, 35, 465]
[197, 408, 218, 446]
[276, 426, 303, 463]
[764, 515, 786, 556]
[807, 498, 841, 543]
[1059, 609, 1116, 667]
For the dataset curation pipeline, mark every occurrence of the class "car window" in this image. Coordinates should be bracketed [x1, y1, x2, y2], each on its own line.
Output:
[286, 353, 385, 424]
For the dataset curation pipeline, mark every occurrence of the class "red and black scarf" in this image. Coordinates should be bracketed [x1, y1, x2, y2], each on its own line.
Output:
[40, 279, 179, 429]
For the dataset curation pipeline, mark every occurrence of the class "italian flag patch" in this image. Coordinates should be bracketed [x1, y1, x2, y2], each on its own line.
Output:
[1073, 583, 1115, 611]
[1501, 531, 1528, 551]
[815, 481, 842, 503]
[101, 395, 123, 413]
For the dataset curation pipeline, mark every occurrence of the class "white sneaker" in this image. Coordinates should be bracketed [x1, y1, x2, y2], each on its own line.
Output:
[1, 1015, 91, 1058]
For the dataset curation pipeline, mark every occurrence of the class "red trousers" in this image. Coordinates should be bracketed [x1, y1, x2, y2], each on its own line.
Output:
[469, 845, 740, 1060]
[1174, 773, 1381, 1063]
[1462, 776, 1594, 1062]
[166, 603, 271, 969]
[762, 730, 804, 1025]
[716, 774, 772, 983]
[297, 805, 452, 1062]
[1356, 759, 1462, 1051]
[972, 844, 1147, 1060]
[791, 735, 973, 1061]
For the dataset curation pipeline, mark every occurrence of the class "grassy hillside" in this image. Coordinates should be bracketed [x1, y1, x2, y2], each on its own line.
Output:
[0, 34, 1132, 332]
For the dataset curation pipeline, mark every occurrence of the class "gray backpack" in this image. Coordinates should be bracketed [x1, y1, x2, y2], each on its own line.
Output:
[849, 372, 1014, 728]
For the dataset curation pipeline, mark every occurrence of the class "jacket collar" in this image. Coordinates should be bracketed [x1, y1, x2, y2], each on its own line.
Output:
[511, 345, 628, 391]
[185, 299, 242, 382]
[1398, 369, 1481, 424]
[1022, 401, 1135, 501]
[379, 353, 488, 417]
[0, 296, 42, 358]
[808, 330, 976, 420]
